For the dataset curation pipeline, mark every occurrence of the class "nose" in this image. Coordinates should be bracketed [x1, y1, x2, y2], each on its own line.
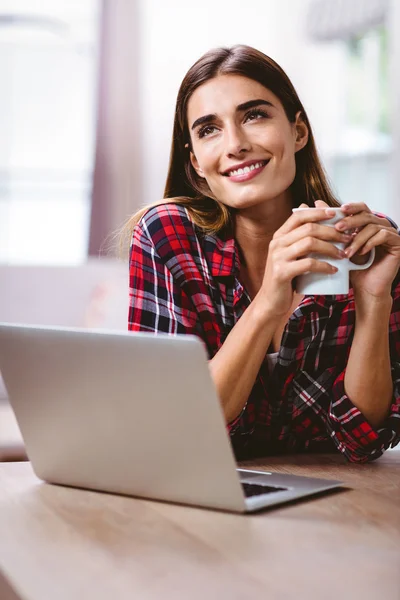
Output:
[224, 124, 251, 157]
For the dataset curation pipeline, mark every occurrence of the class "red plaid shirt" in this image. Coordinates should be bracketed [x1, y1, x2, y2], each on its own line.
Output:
[129, 203, 400, 463]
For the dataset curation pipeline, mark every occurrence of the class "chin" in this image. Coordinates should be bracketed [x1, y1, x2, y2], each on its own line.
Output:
[224, 188, 281, 210]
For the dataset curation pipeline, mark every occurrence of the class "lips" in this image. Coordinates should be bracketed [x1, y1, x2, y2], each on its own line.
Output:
[222, 159, 270, 177]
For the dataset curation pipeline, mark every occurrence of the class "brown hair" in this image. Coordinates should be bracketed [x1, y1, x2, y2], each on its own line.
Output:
[121, 44, 339, 249]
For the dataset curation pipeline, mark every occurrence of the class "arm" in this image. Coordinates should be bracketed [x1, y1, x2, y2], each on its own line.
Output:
[344, 293, 393, 428]
[334, 202, 400, 429]
[322, 280, 400, 463]
[209, 296, 278, 423]
[315, 201, 400, 461]
[210, 209, 352, 425]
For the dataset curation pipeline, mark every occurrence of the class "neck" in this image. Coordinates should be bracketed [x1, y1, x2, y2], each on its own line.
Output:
[234, 192, 293, 271]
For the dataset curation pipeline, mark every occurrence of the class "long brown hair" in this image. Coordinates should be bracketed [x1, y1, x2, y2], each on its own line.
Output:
[122, 45, 339, 248]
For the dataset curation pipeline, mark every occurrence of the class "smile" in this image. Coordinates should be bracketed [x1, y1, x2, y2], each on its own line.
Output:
[223, 160, 270, 182]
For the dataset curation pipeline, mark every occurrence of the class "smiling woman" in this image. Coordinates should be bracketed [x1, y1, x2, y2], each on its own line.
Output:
[126, 45, 400, 464]
[124, 45, 340, 235]
[187, 74, 311, 213]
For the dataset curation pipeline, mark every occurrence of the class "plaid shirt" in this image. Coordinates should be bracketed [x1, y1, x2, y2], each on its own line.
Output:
[129, 203, 400, 463]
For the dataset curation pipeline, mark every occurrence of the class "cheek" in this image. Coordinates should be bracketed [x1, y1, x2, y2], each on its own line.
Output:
[275, 140, 297, 180]
[192, 147, 217, 177]
[265, 127, 295, 157]
[201, 148, 221, 176]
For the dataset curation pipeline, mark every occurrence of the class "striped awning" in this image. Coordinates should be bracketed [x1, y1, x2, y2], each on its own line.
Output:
[306, 0, 389, 41]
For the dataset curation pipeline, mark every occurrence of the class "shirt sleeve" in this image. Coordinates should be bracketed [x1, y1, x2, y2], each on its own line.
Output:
[325, 214, 400, 462]
[301, 213, 400, 463]
[128, 216, 198, 335]
[326, 274, 400, 463]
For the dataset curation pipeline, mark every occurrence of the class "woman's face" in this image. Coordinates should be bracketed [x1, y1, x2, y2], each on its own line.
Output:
[187, 74, 308, 212]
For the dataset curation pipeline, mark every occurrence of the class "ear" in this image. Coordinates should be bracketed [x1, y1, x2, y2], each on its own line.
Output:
[294, 111, 309, 153]
[190, 151, 205, 178]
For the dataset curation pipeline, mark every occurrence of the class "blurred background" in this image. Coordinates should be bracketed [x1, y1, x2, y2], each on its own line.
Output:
[0, 0, 399, 267]
[1, 0, 399, 456]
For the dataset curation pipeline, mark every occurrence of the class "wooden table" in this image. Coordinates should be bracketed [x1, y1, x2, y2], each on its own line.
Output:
[0, 453, 399, 600]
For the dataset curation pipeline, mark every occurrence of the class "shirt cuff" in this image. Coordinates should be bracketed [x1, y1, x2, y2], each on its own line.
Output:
[329, 369, 400, 462]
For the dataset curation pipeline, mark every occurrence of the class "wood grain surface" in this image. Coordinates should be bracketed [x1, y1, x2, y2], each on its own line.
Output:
[0, 453, 399, 600]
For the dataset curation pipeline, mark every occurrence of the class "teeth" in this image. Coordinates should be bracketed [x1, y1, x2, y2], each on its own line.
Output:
[228, 161, 265, 177]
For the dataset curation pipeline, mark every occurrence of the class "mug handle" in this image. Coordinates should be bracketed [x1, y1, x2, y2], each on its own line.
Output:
[348, 247, 375, 271]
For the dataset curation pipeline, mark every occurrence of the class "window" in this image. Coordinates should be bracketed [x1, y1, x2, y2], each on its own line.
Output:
[0, 1, 101, 264]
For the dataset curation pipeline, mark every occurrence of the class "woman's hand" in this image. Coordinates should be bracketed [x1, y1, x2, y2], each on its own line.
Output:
[257, 203, 352, 317]
[331, 202, 400, 299]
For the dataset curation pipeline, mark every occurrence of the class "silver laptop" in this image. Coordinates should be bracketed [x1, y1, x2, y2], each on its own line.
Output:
[0, 323, 342, 513]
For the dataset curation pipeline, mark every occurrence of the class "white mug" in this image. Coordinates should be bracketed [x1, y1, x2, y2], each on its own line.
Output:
[292, 207, 375, 295]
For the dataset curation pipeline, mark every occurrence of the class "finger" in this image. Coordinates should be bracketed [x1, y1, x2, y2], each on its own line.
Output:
[341, 202, 372, 215]
[285, 237, 346, 262]
[343, 223, 381, 258]
[335, 212, 387, 232]
[276, 207, 338, 237]
[357, 228, 400, 255]
[314, 199, 329, 208]
[274, 221, 352, 248]
[289, 257, 338, 279]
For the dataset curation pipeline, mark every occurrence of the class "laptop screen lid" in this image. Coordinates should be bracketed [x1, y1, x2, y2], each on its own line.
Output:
[0, 324, 247, 512]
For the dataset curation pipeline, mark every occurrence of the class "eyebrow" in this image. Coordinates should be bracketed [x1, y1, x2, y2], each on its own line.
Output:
[190, 99, 275, 131]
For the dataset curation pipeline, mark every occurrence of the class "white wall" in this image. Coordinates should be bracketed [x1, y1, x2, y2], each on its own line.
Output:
[2, 0, 398, 266]
[137, 0, 347, 205]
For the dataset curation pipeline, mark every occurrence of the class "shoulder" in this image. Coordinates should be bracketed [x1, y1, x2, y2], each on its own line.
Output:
[136, 202, 199, 249]
[132, 202, 207, 272]
[138, 202, 196, 234]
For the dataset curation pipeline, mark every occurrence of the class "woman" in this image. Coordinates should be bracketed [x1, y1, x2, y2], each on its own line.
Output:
[128, 45, 400, 462]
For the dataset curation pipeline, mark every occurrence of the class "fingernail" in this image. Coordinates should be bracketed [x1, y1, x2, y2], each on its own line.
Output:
[338, 249, 346, 258]
[336, 223, 346, 230]
[345, 248, 354, 258]
[325, 209, 336, 216]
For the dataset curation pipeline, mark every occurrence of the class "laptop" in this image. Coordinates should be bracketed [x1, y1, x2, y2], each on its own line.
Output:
[0, 323, 342, 513]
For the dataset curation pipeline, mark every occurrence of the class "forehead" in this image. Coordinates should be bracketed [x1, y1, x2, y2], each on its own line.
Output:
[187, 74, 282, 124]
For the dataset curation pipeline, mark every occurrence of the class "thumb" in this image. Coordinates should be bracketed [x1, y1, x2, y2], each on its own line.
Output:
[314, 199, 329, 208]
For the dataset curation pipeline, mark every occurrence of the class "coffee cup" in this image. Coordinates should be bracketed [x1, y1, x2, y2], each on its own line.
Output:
[292, 207, 375, 295]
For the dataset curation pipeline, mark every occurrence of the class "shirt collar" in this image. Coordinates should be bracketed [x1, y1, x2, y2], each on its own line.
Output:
[203, 230, 239, 278]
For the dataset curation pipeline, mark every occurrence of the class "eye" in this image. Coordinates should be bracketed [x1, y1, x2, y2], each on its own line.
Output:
[244, 108, 270, 123]
[197, 124, 219, 139]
